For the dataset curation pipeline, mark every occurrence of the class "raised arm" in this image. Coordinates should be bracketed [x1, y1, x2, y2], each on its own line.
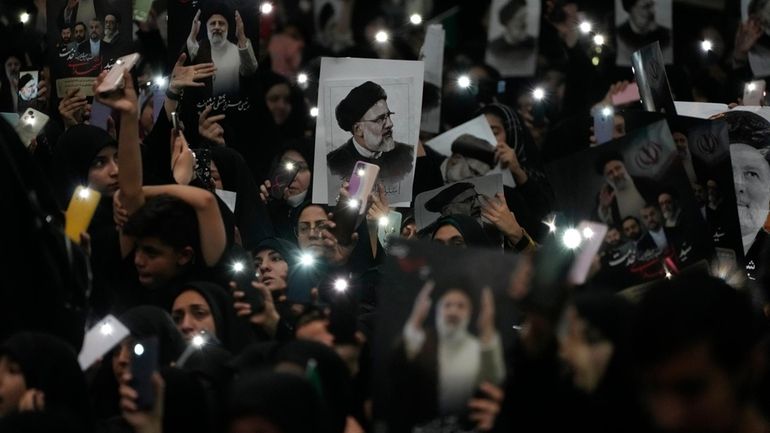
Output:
[142, 184, 227, 266]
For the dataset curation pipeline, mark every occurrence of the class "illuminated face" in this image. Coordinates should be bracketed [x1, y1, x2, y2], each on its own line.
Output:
[282, 150, 311, 198]
[436, 289, 472, 339]
[4, 56, 20, 82]
[603, 160, 630, 191]
[133, 237, 193, 288]
[503, 7, 529, 44]
[433, 224, 466, 247]
[172, 290, 217, 341]
[89, 19, 103, 41]
[353, 99, 395, 153]
[266, 83, 292, 126]
[628, 0, 656, 31]
[74, 23, 86, 42]
[297, 205, 329, 254]
[730, 143, 770, 234]
[88, 145, 119, 196]
[207, 14, 228, 46]
[622, 218, 642, 240]
[485, 113, 507, 144]
[0, 356, 27, 416]
[255, 248, 288, 292]
[641, 206, 662, 231]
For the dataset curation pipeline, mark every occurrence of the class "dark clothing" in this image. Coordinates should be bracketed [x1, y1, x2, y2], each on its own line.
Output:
[77, 39, 114, 61]
[327, 138, 414, 183]
[616, 22, 671, 53]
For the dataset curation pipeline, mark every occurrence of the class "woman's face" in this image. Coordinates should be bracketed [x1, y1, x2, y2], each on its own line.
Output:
[558, 306, 614, 393]
[210, 160, 223, 190]
[172, 290, 217, 341]
[504, 8, 529, 44]
[140, 97, 154, 134]
[282, 150, 311, 198]
[266, 83, 292, 126]
[0, 356, 27, 416]
[88, 145, 119, 196]
[255, 248, 289, 291]
[485, 113, 507, 144]
[112, 339, 132, 382]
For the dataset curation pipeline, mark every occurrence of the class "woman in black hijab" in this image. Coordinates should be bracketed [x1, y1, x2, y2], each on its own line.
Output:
[263, 140, 315, 245]
[429, 214, 495, 248]
[0, 332, 92, 432]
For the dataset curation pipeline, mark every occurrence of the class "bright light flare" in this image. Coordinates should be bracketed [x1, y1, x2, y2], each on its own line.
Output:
[457, 75, 471, 89]
[191, 334, 206, 347]
[232, 261, 245, 273]
[333, 278, 349, 292]
[285, 161, 295, 171]
[134, 343, 144, 356]
[299, 253, 315, 267]
[579, 21, 592, 34]
[260, 2, 273, 14]
[348, 199, 360, 209]
[748, 82, 757, 92]
[532, 87, 545, 101]
[78, 187, 91, 199]
[310, 107, 318, 117]
[297, 73, 308, 84]
[357, 169, 365, 176]
[375, 30, 389, 43]
[701, 39, 713, 52]
[543, 216, 557, 233]
[20, 12, 30, 24]
[99, 323, 113, 336]
[593, 34, 605, 46]
[601, 106, 613, 117]
[582, 227, 595, 239]
[410, 13, 423, 25]
[562, 228, 582, 249]
[153, 76, 167, 88]
[378, 216, 389, 227]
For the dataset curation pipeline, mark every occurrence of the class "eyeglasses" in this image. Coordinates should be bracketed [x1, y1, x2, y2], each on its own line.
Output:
[297, 221, 330, 237]
[359, 111, 395, 127]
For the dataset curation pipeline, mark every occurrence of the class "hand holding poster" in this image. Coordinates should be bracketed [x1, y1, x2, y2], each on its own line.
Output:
[312, 57, 424, 207]
[415, 173, 504, 231]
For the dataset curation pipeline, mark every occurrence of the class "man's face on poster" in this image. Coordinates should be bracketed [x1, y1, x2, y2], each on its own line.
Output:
[672, 132, 689, 158]
[104, 14, 117, 36]
[693, 182, 706, 205]
[19, 77, 36, 101]
[731, 143, 770, 233]
[706, 179, 721, 207]
[641, 206, 662, 231]
[629, 0, 656, 31]
[658, 193, 677, 219]
[445, 154, 493, 183]
[441, 189, 483, 220]
[436, 289, 472, 339]
[207, 14, 229, 46]
[4, 57, 20, 82]
[503, 7, 529, 44]
[354, 99, 395, 153]
[605, 228, 622, 247]
[623, 218, 642, 240]
[60, 27, 72, 43]
[603, 160, 631, 191]
[74, 24, 86, 42]
[89, 19, 103, 42]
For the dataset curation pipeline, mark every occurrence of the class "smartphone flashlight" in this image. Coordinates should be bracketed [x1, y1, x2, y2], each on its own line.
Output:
[100, 322, 113, 336]
[299, 252, 316, 267]
[562, 228, 582, 249]
[457, 75, 471, 89]
[333, 278, 349, 293]
[133, 343, 145, 356]
[601, 106, 613, 118]
[582, 227, 595, 239]
[232, 261, 245, 273]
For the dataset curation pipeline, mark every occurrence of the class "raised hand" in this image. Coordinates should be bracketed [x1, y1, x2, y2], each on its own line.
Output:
[58, 87, 90, 128]
[599, 184, 615, 210]
[198, 105, 226, 146]
[18, 389, 45, 412]
[94, 70, 138, 115]
[407, 280, 435, 331]
[119, 371, 165, 433]
[476, 287, 496, 344]
[467, 382, 504, 431]
[188, 9, 201, 43]
[169, 53, 216, 93]
[259, 179, 272, 203]
[232, 281, 281, 336]
[320, 215, 359, 266]
[481, 192, 524, 243]
[235, 10, 247, 47]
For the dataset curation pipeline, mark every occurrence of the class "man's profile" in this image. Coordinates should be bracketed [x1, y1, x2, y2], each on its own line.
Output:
[328, 81, 414, 182]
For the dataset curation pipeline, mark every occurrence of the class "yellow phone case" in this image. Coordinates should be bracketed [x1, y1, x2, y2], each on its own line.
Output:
[65, 186, 102, 243]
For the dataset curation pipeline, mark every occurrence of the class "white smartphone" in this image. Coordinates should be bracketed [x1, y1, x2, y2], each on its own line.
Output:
[743, 80, 766, 106]
[96, 52, 141, 97]
[77, 315, 131, 370]
[15, 108, 49, 147]
[567, 220, 609, 286]
[592, 105, 615, 145]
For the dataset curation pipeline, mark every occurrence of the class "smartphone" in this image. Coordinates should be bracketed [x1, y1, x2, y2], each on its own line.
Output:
[231, 256, 265, 313]
[77, 315, 131, 370]
[269, 159, 301, 200]
[286, 266, 319, 304]
[130, 336, 159, 410]
[611, 83, 639, 106]
[89, 99, 112, 131]
[592, 105, 615, 145]
[170, 111, 180, 131]
[15, 108, 49, 147]
[566, 221, 609, 285]
[133, 0, 153, 22]
[377, 210, 402, 247]
[65, 186, 102, 243]
[331, 161, 380, 246]
[532, 101, 546, 127]
[96, 53, 141, 97]
[743, 80, 766, 106]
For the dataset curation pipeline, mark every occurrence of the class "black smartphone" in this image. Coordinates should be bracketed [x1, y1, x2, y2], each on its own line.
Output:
[130, 336, 159, 411]
[286, 266, 319, 304]
[231, 258, 265, 313]
[269, 160, 301, 200]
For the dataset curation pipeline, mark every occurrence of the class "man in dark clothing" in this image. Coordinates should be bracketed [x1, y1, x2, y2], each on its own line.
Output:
[328, 81, 414, 182]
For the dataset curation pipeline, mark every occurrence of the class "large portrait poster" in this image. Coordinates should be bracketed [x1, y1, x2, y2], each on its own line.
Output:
[615, 0, 673, 67]
[545, 120, 713, 289]
[47, 0, 134, 100]
[312, 58, 424, 207]
[631, 41, 677, 115]
[741, 0, 770, 77]
[484, 0, 540, 77]
[374, 240, 519, 433]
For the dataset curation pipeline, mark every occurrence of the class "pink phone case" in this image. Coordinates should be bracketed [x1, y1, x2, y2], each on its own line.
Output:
[612, 83, 641, 106]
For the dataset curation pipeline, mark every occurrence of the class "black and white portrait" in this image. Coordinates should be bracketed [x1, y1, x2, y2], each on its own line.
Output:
[615, 0, 673, 66]
[420, 24, 445, 134]
[313, 58, 423, 206]
[631, 42, 677, 115]
[415, 173, 504, 231]
[484, 0, 540, 77]
[742, 0, 770, 77]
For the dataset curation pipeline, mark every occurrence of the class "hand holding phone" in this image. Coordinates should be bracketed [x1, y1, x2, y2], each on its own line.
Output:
[269, 159, 301, 200]
[96, 53, 141, 98]
[15, 108, 49, 147]
[743, 80, 766, 106]
[592, 105, 615, 145]
[331, 161, 380, 246]
[65, 186, 102, 243]
[129, 336, 159, 410]
[230, 259, 264, 313]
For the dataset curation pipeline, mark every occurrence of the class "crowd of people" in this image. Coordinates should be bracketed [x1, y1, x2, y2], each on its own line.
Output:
[1, 0, 770, 433]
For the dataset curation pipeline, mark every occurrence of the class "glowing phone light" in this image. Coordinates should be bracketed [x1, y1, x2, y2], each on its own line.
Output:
[333, 278, 349, 293]
[457, 75, 471, 89]
[562, 228, 582, 249]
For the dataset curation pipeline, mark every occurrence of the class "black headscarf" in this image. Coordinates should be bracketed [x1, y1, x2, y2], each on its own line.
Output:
[119, 305, 187, 366]
[172, 281, 255, 354]
[52, 124, 117, 206]
[0, 333, 92, 432]
[430, 214, 494, 248]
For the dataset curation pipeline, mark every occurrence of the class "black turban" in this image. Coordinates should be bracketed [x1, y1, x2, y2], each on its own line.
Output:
[451, 133, 496, 167]
[335, 81, 387, 132]
[594, 150, 625, 176]
[425, 182, 476, 212]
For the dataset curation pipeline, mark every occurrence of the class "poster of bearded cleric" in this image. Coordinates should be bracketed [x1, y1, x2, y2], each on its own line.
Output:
[312, 58, 424, 207]
[545, 120, 712, 288]
[46, 0, 133, 99]
[373, 239, 519, 433]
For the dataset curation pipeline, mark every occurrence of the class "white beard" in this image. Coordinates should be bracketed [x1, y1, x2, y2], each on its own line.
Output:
[435, 314, 471, 344]
[210, 33, 226, 48]
[362, 129, 395, 153]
